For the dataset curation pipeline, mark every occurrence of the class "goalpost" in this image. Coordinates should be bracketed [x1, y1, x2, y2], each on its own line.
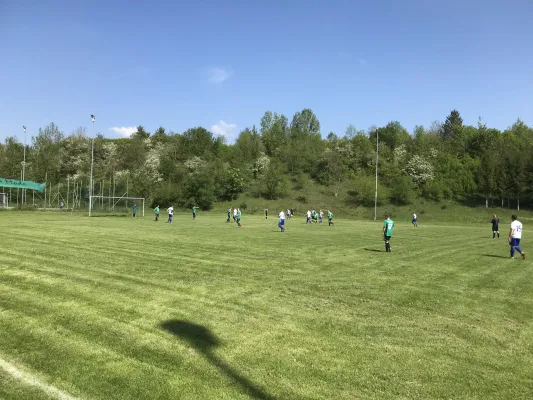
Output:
[0, 193, 8, 209]
[88, 195, 145, 217]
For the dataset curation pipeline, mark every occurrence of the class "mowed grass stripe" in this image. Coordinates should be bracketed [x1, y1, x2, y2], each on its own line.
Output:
[1, 367, 56, 400]
[0, 357, 79, 400]
[1, 213, 532, 399]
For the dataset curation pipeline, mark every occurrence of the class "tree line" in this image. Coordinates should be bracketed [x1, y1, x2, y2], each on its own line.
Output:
[1, 109, 532, 210]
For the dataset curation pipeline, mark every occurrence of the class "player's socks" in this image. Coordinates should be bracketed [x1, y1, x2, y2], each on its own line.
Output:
[521, 252, 526, 260]
[498, 232, 500, 238]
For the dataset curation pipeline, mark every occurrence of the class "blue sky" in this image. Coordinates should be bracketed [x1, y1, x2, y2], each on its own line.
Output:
[1, 0, 532, 144]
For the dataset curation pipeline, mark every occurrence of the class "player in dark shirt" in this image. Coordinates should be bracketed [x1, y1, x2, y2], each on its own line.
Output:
[491, 214, 500, 239]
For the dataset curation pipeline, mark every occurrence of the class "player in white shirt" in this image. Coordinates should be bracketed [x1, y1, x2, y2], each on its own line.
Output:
[306, 210, 311, 224]
[233, 208, 237, 222]
[167, 206, 174, 223]
[319, 210, 324, 223]
[412, 213, 418, 227]
[278, 210, 285, 232]
[509, 214, 525, 259]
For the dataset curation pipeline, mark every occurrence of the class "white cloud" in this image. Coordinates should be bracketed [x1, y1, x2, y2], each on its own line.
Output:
[211, 120, 237, 142]
[207, 67, 230, 84]
[109, 127, 137, 137]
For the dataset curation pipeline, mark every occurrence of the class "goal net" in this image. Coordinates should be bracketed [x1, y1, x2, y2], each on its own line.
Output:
[88, 196, 145, 217]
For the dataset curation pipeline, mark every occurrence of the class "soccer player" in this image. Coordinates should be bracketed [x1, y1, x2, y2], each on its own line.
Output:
[233, 207, 238, 222]
[278, 209, 285, 232]
[327, 210, 334, 226]
[227, 207, 232, 223]
[412, 213, 418, 227]
[167, 206, 174, 223]
[306, 210, 312, 224]
[312, 209, 318, 223]
[154, 205, 160, 221]
[491, 214, 499, 239]
[192, 206, 198, 220]
[509, 215, 525, 259]
[319, 210, 324, 224]
[383, 215, 395, 253]
[132, 203, 137, 218]
[236, 208, 242, 227]
[264, 208, 268, 220]
[287, 209, 291, 219]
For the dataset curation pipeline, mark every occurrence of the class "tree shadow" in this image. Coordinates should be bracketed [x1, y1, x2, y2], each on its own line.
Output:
[481, 254, 509, 259]
[160, 320, 276, 400]
[363, 248, 383, 253]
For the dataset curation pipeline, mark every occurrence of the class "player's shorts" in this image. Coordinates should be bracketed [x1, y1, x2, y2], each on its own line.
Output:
[384, 235, 391, 241]
[412, 218, 417, 223]
[279, 219, 285, 225]
[492, 227, 499, 231]
[510, 238, 521, 247]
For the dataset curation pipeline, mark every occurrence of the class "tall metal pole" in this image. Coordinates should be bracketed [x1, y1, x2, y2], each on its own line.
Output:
[89, 114, 95, 216]
[374, 129, 379, 221]
[22, 126, 27, 204]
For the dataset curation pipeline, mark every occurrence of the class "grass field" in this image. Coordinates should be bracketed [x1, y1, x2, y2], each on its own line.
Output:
[0, 212, 532, 399]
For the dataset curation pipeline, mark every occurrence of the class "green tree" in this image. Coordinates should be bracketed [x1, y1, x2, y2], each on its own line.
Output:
[31, 122, 64, 183]
[440, 110, 463, 141]
[257, 160, 287, 200]
[347, 173, 389, 207]
[217, 167, 245, 201]
[290, 108, 320, 135]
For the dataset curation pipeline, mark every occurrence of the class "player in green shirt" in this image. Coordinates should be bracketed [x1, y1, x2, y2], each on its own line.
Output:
[154, 206, 160, 221]
[382, 215, 395, 253]
[192, 206, 198, 220]
[227, 207, 231, 223]
[328, 210, 334, 226]
[236, 208, 242, 228]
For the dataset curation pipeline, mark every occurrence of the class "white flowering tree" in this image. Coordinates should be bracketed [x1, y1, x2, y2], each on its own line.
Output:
[404, 155, 434, 187]
[251, 154, 270, 178]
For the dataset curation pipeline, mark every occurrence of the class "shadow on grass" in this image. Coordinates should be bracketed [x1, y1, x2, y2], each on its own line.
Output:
[363, 248, 383, 253]
[160, 320, 276, 400]
[481, 254, 509, 259]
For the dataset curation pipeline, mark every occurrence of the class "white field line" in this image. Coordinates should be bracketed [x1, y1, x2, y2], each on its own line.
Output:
[0, 358, 80, 400]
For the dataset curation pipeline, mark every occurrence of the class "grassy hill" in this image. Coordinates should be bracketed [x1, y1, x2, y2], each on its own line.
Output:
[211, 177, 533, 224]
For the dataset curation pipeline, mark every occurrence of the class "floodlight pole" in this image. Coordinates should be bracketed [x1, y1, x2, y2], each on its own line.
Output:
[89, 115, 95, 216]
[22, 126, 26, 205]
[374, 129, 379, 221]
